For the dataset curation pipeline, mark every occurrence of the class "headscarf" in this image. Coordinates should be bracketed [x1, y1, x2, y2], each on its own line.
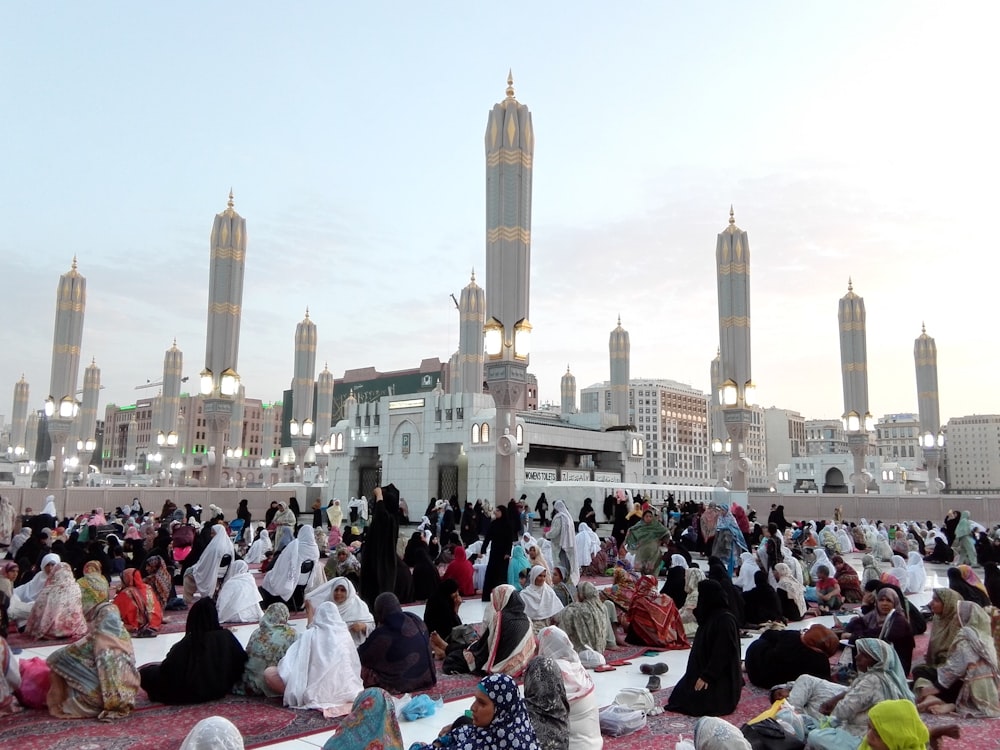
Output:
[734, 551, 760, 592]
[536, 625, 595, 702]
[947, 566, 991, 607]
[523, 657, 569, 750]
[904, 551, 926, 594]
[261, 537, 301, 602]
[14, 552, 60, 603]
[693, 716, 752, 750]
[800, 624, 840, 657]
[244, 528, 271, 565]
[443, 545, 475, 596]
[277, 600, 363, 710]
[854, 637, 913, 702]
[307, 577, 375, 632]
[479, 585, 535, 676]
[554, 580, 608, 652]
[808, 548, 833, 581]
[520, 565, 564, 620]
[142, 555, 173, 607]
[113, 567, 160, 633]
[42, 495, 58, 518]
[322, 688, 404, 750]
[927, 588, 962, 667]
[858, 700, 928, 750]
[26, 561, 88, 640]
[887, 555, 910, 592]
[45, 602, 140, 719]
[956, 599, 999, 668]
[575, 522, 601, 569]
[327, 500, 344, 530]
[237, 602, 298, 697]
[861, 554, 882, 584]
[713, 506, 749, 552]
[423, 578, 463, 639]
[186, 524, 235, 599]
[180, 717, 245, 750]
[216, 560, 264, 623]
[78, 559, 110, 616]
[442, 674, 541, 750]
[774, 562, 806, 617]
[508, 545, 531, 589]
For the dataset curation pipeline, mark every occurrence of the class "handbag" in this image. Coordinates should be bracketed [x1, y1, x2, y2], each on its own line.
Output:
[739, 718, 805, 750]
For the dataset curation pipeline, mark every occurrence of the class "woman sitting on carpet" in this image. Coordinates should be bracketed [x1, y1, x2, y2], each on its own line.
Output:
[321, 688, 404, 750]
[141, 555, 175, 609]
[832, 554, 863, 603]
[842, 585, 915, 674]
[814, 564, 843, 614]
[305, 576, 375, 646]
[507, 544, 531, 590]
[536, 626, 601, 750]
[265, 600, 363, 714]
[523, 656, 569, 750]
[914, 599, 1000, 717]
[234, 602, 298, 697]
[113, 567, 162, 636]
[773, 562, 806, 622]
[678, 565, 705, 637]
[182, 523, 235, 604]
[461, 584, 535, 677]
[216, 560, 264, 624]
[179, 716, 246, 750]
[905, 550, 927, 594]
[744, 623, 838, 688]
[0, 636, 20, 715]
[358, 592, 436, 693]
[948, 565, 991, 608]
[556, 580, 612, 652]
[26, 561, 88, 641]
[442, 545, 475, 596]
[77, 560, 110, 617]
[860, 553, 882, 586]
[139, 597, 247, 704]
[7, 552, 60, 628]
[742, 569, 783, 625]
[409, 674, 541, 750]
[665, 579, 741, 717]
[520, 566, 565, 629]
[423, 578, 464, 658]
[922, 588, 963, 670]
[620, 573, 688, 649]
[46, 602, 141, 719]
[550, 565, 576, 607]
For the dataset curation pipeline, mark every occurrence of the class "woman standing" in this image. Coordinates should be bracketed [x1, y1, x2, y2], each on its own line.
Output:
[623, 510, 669, 575]
[952, 510, 978, 566]
[545, 500, 577, 583]
[481, 506, 514, 602]
[665, 579, 742, 716]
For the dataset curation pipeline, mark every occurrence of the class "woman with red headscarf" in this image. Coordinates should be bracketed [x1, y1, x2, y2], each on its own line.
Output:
[443, 545, 476, 596]
[113, 568, 162, 635]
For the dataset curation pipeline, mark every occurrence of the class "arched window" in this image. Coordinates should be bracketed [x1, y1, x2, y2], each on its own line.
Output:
[515, 424, 524, 445]
[480, 423, 490, 443]
[471, 424, 480, 444]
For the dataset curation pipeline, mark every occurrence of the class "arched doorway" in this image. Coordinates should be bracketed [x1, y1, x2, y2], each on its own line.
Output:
[823, 467, 848, 493]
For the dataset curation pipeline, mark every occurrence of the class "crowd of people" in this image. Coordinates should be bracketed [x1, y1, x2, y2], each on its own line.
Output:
[1, 488, 997, 750]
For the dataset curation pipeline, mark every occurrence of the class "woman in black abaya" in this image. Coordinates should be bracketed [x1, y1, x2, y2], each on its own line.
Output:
[481, 506, 514, 602]
[359, 484, 401, 610]
[665, 578, 742, 716]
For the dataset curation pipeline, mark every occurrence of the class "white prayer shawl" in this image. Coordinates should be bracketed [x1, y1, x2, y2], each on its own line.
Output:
[905, 551, 926, 594]
[244, 529, 271, 565]
[520, 565, 565, 620]
[185, 525, 236, 599]
[575, 523, 601, 569]
[780, 546, 803, 585]
[305, 576, 375, 646]
[277, 601, 363, 710]
[216, 560, 263, 623]
[261, 539, 301, 602]
[295, 524, 324, 592]
[13, 552, 60, 603]
[734, 552, 761, 592]
[180, 717, 245, 750]
[41, 496, 57, 517]
[547, 501, 579, 582]
[809, 549, 834, 581]
[835, 526, 855, 554]
[888, 555, 910, 592]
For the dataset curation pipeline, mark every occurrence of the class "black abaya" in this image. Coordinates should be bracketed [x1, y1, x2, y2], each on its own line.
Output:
[359, 484, 401, 610]
[481, 507, 513, 602]
[665, 579, 742, 716]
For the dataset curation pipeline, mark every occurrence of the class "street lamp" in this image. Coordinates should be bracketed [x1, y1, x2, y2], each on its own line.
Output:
[123, 462, 136, 486]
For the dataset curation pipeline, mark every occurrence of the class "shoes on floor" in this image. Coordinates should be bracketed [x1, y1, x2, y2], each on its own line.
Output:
[645, 675, 661, 691]
[640, 662, 669, 675]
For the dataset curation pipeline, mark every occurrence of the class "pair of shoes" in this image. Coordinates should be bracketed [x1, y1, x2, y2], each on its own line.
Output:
[640, 662, 669, 675]
[645, 675, 661, 691]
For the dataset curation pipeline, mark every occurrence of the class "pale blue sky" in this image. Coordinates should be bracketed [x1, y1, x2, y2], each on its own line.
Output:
[2, 2, 997, 426]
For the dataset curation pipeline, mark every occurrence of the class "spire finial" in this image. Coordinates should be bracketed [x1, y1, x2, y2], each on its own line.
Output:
[172, 337, 177, 347]
[921, 321, 926, 334]
[506, 69, 515, 99]
[305, 306, 310, 319]
[566, 364, 571, 373]
[470, 267, 476, 283]
[848, 277, 853, 292]
[729, 205, 735, 226]
[617, 314, 622, 327]
[227, 188, 234, 209]
[71, 255, 78, 270]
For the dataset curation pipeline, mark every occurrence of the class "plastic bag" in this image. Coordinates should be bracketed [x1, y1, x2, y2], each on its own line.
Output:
[598, 704, 646, 737]
[401, 694, 444, 721]
[613, 687, 656, 715]
[17, 657, 51, 710]
[579, 647, 606, 669]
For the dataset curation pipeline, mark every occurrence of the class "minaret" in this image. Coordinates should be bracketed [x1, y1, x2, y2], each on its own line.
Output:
[291, 308, 317, 476]
[839, 278, 872, 493]
[484, 71, 534, 504]
[316, 362, 335, 444]
[709, 350, 727, 485]
[560, 365, 577, 415]
[47, 257, 86, 489]
[74, 358, 101, 471]
[10, 375, 29, 459]
[716, 206, 753, 491]
[203, 191, 247, 487]
[160, 339, 183, 445]
[610, 317, 630, 426]
[457, 269, 486, 395]
[915, 323, 944, 491]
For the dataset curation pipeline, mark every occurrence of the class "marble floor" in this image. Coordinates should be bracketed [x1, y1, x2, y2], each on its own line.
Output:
[15, 551, 944, 749]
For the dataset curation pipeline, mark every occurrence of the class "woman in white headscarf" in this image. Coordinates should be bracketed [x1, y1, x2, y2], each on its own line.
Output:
[888, 555, 910, 593]
[575, 522, 601, 573]
[41, 495, 58, 519]
[180, 716, 245, 750]
[809, 548, 834, 583]
[216, 560, 264, 623]
[734, 552, 761, 593]
[520, 565, 564, 628]
[306, 576, 375, 646]
[326, 499, 344, 529]
[905, 551, 927, 595]
[545, 500, 578, 583]
[8, 552, 61, 625]
[835, 524, 855, 554]
[243, 526, 271, 565]
[537, 626, 602, 750]
[266, 600, 363, 714]
[183, 523, 235, 604]
[260, 531, 301, 609]
[295, 525, 324, 591]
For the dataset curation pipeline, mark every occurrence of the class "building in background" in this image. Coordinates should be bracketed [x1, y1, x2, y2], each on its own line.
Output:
[943, 415, 1000, 494]
[763, 407, 805, 479]
[874, 413, 921, 471]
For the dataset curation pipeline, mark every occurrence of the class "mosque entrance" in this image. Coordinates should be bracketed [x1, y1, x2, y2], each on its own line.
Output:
[438, 466, 458, 502]
[822, 467, 848, 493]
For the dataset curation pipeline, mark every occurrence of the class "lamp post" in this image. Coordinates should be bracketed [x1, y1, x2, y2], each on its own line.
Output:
[289, 418, 313, 482]
[921, 431, 945, 493]
[123, 462, 136, 486]
[170, 459, 184, 487]
[45, 394, 79, 489]
[200, 367, 240, 488]
[711, 437, 732, 488]
[76, 437, 96, 485]
[718, 380, 754, 492]
[842, 411, 874, 494]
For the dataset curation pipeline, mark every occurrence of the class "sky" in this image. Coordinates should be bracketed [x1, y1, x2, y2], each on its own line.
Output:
[2, 2, 998, 428]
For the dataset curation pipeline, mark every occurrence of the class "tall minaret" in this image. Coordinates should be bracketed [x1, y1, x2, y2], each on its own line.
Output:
[10, 376, 29, 458]
[915, 323, 943, 491]
[610, 317, 630, 426]
[457, 269, 486, 395]
[316, 363, 335, 446]
[75, 358, 101, 470]
[47, 257, 87, 489]
[291, 308, 317, 475]
[560, 365, 577, 416]
[203, 191, 247, 487]
[839, 278, 872, 493]
[484, 71, 534, 505]
[716, 207, 753, 491]
[160, 339, 183, 444]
